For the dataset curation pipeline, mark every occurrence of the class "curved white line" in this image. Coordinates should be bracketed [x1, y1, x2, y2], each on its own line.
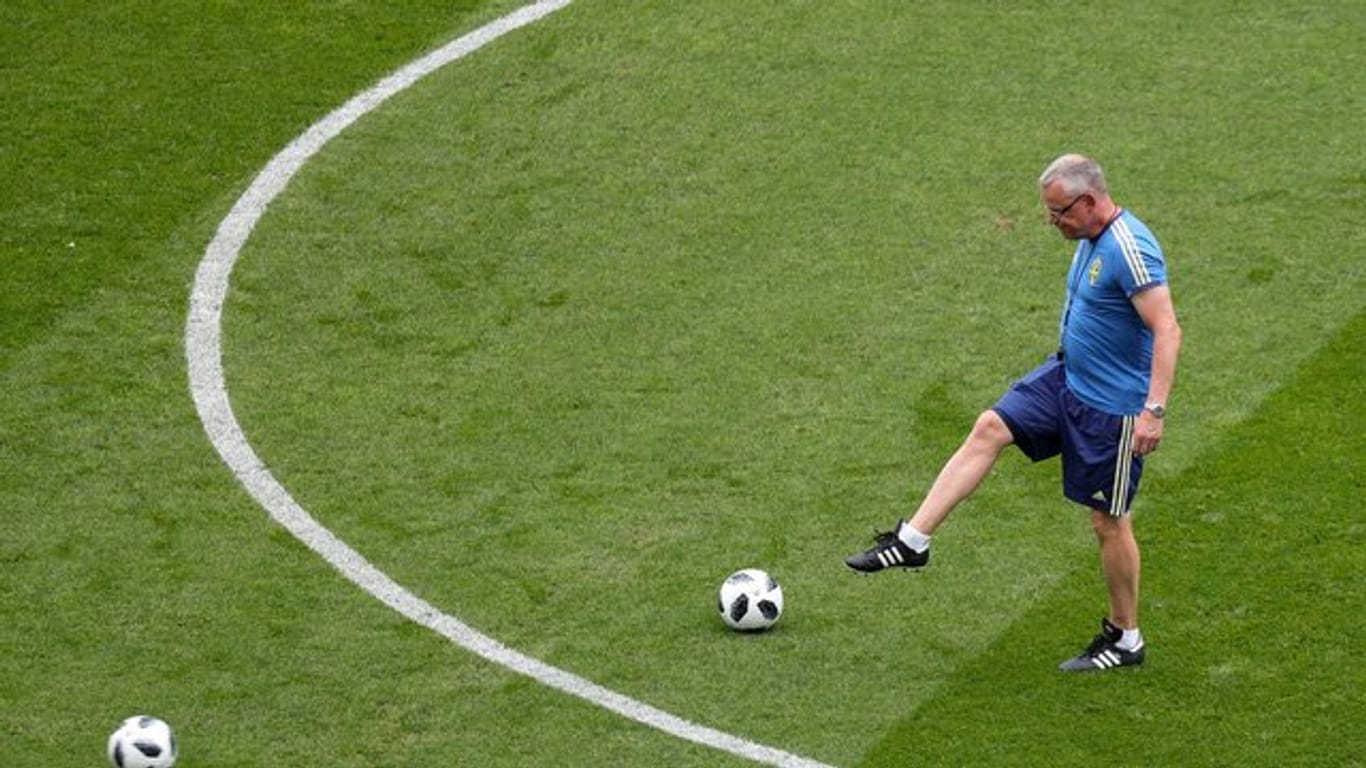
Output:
[183, 4, 836, 767]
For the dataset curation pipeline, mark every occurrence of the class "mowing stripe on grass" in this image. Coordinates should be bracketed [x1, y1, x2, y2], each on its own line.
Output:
[856, 313, 1366, 766]
[184, 3, 836, 766]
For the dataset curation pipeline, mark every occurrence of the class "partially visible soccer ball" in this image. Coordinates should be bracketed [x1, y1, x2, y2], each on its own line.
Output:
[718, 568, 784, 631]
[107, 715, 178, 768]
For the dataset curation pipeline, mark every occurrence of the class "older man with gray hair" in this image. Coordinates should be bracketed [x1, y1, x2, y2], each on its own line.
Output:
[845, 153, 1182, 672]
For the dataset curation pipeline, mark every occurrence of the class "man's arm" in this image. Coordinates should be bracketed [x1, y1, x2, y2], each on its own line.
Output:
[1132, 285, 1181, 456]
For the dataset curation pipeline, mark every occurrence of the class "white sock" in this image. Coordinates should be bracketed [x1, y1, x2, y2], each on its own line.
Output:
[896, 522, 931, 553]
[1117, 627, 1144, 651]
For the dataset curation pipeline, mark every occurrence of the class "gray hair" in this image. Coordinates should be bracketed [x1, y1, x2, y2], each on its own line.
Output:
[1039, 153, 1108, 196]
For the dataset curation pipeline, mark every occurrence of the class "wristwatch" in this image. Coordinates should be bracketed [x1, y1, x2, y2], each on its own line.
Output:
[1144, 402, 1167, 418]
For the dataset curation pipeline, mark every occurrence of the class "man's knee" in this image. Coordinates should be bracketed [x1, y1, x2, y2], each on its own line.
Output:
[968, 410, 1014, 450]
[1090, 509, 1134, 539]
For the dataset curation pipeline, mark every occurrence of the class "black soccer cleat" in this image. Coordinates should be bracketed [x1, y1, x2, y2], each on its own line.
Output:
[844, 525, 929, 573]
[1058, 618, 1146, 672]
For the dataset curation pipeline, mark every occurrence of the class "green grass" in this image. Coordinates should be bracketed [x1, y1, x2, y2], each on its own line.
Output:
[861, 314, 1366, 767]
[3, 1, 1364, 766]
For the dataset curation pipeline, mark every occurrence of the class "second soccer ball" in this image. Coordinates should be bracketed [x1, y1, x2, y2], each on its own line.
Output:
[107, 715, 178, 768]
[718, 568, 784, 631]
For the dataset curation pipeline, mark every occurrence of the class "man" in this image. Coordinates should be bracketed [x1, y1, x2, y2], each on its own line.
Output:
[845, 153, 1182, 672]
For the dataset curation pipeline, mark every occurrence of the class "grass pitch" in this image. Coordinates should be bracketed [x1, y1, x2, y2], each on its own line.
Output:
[2, 2, 1363, 766]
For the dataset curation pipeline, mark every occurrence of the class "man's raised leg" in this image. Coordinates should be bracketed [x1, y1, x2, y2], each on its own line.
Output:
[845, 410, 1014, 573]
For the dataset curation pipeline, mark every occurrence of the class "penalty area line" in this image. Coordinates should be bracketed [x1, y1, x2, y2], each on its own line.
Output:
[182, 3, 836, 767]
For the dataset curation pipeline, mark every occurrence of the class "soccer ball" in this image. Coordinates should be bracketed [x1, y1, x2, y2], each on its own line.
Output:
[718, 568, 784, 631]
[107, 715, 177, 768]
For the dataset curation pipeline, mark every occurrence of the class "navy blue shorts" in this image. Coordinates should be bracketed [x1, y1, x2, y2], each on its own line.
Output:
[991, 356, 1143, 515]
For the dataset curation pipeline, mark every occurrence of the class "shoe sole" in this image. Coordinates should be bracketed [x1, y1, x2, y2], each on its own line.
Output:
[843, 563, 926, 574]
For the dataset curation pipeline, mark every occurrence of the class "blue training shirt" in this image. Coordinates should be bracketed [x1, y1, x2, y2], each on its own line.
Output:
[1058, 209, 1167, 415]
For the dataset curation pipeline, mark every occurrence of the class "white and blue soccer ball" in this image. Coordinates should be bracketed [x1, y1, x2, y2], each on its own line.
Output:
[718, 568, 784, 631]
[107, 715, 178, 768]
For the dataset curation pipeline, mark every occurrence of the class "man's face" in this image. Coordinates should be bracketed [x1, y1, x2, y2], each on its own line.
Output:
[1042, 181, 1093, 240]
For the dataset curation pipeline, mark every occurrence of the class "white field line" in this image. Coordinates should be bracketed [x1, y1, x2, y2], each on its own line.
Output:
[183, 3, 837, 767]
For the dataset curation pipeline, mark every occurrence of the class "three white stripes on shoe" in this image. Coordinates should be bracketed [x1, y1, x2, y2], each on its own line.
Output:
[877, 547, 907, 568]
[1089, 640, 1143, 669]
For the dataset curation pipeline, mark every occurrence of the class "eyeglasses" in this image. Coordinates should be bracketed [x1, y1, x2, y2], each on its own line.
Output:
[1047, 193, 1088, 221]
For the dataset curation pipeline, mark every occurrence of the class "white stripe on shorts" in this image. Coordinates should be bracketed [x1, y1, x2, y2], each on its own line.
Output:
[1111, 414, 1137, 516]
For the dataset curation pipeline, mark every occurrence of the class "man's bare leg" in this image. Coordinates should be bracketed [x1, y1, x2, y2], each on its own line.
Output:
[906, 410, 1015, 536]
[1092, 510, 1140, 630]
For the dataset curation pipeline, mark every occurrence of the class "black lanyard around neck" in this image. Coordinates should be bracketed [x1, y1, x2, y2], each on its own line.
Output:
[1059, 208, 1124, 344]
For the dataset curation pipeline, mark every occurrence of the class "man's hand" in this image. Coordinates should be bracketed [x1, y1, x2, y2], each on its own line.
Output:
[1133, 410, 1163, 456]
